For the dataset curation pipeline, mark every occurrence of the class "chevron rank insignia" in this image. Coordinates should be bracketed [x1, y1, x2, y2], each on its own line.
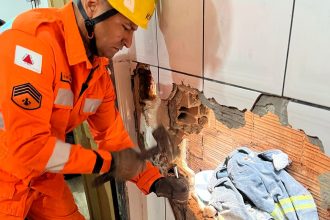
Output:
[11, 83, 42, 110]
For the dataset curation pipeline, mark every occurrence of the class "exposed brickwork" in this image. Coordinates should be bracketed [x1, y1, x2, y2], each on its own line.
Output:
[184, 109, 330, 219]
[168, 84, 209, 135]
[132, 64, 330, 219]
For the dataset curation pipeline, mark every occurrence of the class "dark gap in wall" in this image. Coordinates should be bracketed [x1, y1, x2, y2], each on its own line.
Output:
[202, 0, 205, 91]
[180, 106, 199, 115]
[284, 97, 330, 112]
[155, 9, 160, 67]
[282, 0, 296, 96]
[155, 8, 160, 93]
[177, 112, 196, 124]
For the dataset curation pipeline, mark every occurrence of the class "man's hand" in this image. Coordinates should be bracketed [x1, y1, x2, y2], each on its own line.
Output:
[93, 147, 158, 186]
[152, 175, 189, 203]
[93, 125, 173, 186]
[109, 148, 146, 180]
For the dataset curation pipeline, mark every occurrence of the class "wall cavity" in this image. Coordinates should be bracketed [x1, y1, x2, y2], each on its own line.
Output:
[132, 63, 330, 220]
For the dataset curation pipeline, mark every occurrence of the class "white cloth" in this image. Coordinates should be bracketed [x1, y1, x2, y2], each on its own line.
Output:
[272, 152, 290, 171]
[195, 170, 273, 220]
[194, 170, 213, 203]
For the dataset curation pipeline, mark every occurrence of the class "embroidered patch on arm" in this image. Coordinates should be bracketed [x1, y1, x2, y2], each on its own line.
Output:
[11, 83, 42, 110]
[14, 45, 42, 74]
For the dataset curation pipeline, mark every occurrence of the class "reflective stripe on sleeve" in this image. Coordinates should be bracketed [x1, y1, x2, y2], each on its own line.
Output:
[46, 139, 71, 172]
[83, 98, 102, 113]
[279, 198, 295, 214]
[0, 112, 4, 129]
[280, 195, 314, 204]
[271, 203, 285, 220]
[279, 195, 316, 213]
[54, 88, 73, 107]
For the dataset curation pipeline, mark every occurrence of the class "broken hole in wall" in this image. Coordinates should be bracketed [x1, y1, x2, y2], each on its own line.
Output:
[131, 63, 330, 220]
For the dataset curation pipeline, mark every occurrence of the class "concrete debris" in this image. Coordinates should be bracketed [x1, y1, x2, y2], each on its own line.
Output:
[252, 95, 289, 125]
[318, 172, 330, 209]
[307, 135, 325, 153]
[199, 92, 245, 129]
[252, 95, 325, 152]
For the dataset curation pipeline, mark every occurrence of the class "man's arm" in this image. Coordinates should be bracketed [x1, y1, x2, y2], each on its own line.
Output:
[87, 76, 189, 201]
[0, 29, 111, 180]
[87, 75, 163, 193]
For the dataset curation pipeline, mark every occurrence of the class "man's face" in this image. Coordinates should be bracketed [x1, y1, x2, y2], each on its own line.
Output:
[94, 13, 138, 58]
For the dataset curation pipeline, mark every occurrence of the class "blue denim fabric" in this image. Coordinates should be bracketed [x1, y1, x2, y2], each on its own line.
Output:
[208, 165, 253, 220]
[226, 147, 318, 220]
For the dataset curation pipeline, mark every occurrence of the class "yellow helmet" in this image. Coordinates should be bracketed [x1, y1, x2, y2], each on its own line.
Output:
[107, 0, 156, 29]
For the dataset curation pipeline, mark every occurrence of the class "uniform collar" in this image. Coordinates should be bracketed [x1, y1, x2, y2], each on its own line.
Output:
[59, 2, 93, 69]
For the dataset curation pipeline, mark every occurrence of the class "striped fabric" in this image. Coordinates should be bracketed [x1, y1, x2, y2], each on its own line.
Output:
[46, 139, 71, 172]
[54, 88, 73, 107]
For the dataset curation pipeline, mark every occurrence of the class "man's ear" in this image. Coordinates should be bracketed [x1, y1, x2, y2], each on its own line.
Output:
[85, 0, 98, 18]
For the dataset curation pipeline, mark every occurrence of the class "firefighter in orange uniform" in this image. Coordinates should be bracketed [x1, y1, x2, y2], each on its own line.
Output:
[0, 0, 188, 219]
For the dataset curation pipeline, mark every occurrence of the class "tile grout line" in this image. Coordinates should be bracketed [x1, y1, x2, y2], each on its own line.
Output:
[155, 9, 161, 93]
[164, 198, 166, 220]
[136, 0, 329, 112]
[282, 0, 296, 96]
[132, 60, 330, 111]
[202, 0, 205, 92]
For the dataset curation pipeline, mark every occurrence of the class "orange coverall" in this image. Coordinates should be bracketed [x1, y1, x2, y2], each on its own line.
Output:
[0, 2, 161, 219]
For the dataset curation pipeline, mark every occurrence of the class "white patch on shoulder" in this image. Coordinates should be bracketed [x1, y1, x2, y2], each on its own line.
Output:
[124, 0, 135, 13]
[14, 45, 42, 74]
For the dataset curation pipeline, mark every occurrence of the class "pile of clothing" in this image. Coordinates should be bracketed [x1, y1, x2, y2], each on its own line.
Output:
[195, 147, 318, 220]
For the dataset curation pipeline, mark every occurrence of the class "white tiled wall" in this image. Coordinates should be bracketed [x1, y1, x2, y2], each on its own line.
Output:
[204, 0, 293, 95]
[284, 0, 330, 107]
[124, 0, 330, 218]
[287, 102, 330, 156]
[204, 80, 261, 111]
[156, 0, 203, 76]
[129, 13, 159, 66]
[158, 69, 203, 100]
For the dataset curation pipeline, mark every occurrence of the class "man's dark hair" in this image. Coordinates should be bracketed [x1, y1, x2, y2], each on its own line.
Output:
[0, 19, 5, 27]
